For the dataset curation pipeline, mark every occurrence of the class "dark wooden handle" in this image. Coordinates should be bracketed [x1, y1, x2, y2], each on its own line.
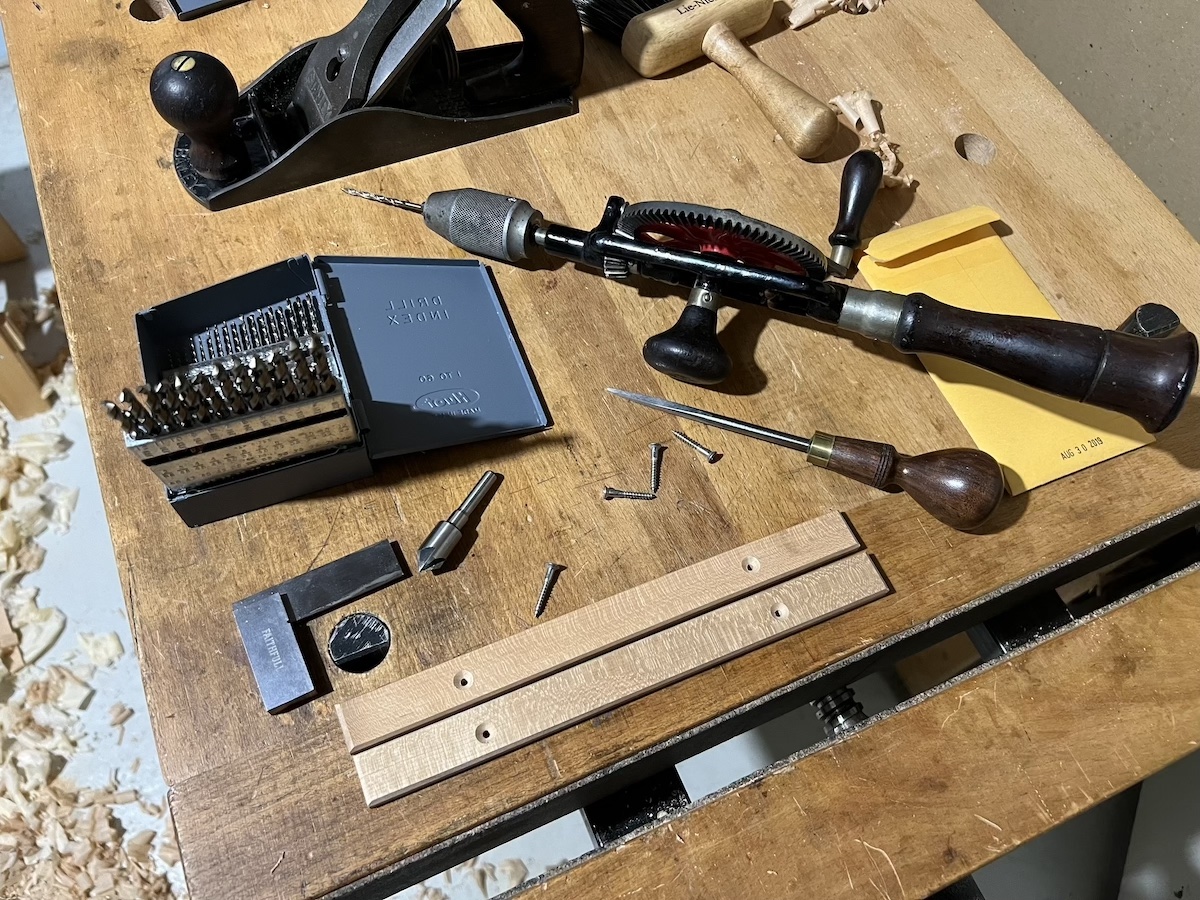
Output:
[829, 150, 883, 251]
[894, 294, 1198, 433]
[821, 436, 1005, 530]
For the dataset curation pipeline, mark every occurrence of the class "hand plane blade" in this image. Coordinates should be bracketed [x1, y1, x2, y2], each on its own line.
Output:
[290, 0, 454, 130]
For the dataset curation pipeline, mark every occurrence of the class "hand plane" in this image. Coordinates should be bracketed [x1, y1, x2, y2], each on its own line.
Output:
[149, 0, 584, 211]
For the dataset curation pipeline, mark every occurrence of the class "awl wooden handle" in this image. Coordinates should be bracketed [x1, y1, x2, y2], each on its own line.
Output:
[808, 434, 1006, 530]
[701, 21, 838, 159]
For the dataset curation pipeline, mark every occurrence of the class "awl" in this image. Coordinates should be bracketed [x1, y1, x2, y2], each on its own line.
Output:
[608, 388, 1005, 531]
[417, 471, 501, 572]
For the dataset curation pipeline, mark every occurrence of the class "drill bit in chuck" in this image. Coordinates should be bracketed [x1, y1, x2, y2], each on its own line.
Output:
[417, 471, 501, 573]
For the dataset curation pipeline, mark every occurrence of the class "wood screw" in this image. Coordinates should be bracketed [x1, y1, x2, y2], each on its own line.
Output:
[535, 563, 566, 619]
[673, 430, 720, 463]
[650, 443, 667, 494]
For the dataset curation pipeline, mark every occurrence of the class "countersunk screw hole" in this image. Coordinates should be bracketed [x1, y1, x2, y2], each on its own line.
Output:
[476, 724, 493, 742]
[455, 671, 473, 689]
[772, 603, 790, 619]
[742, 556, 761, 573]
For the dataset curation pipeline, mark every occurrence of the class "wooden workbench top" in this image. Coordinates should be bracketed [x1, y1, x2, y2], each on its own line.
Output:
[1, 0, 1197, 896]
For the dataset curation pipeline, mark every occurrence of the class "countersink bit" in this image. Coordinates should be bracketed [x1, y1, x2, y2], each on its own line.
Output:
[534, 563, 566, 619]
[417, 470, 501, 573]
[104, 401, 140, 438]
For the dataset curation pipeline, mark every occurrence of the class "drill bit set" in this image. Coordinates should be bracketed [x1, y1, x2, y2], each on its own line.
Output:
[109, 255, 550, 526]
[104, 330, 353, 493]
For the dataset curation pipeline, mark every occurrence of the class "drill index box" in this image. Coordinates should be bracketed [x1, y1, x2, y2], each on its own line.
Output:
[132, 255, 549, 526]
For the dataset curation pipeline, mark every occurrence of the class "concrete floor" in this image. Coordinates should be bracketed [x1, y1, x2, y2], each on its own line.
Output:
[0, 2, 1197, 898]
[976, 0, 1199, 238]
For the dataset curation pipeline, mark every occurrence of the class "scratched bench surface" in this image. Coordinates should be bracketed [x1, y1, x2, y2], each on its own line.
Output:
[1, 0, 1198, 897]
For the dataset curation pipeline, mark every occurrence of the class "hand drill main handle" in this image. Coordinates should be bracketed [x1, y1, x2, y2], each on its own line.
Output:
[839, 289, 1198, 433]
[808, 433, 1005, 530]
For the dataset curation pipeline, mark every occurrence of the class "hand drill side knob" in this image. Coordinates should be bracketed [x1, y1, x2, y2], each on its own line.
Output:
[642, 283, 733, 386]
[150, 51, 247, 183]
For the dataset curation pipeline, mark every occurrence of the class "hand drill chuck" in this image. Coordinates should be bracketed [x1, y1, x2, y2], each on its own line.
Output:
[344, 187, 541, 262]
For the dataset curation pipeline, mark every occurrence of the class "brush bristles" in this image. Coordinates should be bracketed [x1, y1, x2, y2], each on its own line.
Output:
[572, 0, 671, 45]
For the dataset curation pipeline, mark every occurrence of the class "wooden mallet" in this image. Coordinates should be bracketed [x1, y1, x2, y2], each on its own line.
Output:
[578, 0, 838, 158]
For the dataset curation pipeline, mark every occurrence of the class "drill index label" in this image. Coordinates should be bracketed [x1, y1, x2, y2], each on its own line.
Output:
[148, 413, 359, 491]
[127, 393, 349, 461]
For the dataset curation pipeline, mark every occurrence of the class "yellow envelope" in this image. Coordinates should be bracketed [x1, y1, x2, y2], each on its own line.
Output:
[858, 206, 1151, 494]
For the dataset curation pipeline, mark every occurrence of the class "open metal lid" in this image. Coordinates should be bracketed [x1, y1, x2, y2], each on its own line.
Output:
[315, 256, 550, 460]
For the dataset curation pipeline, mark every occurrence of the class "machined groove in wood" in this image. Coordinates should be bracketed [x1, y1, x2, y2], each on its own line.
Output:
[355, 551, 890, 806]
[337, 513, 860, 753]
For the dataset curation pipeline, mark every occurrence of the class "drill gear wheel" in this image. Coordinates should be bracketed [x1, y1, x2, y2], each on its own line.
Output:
[615, 201, 828, 278]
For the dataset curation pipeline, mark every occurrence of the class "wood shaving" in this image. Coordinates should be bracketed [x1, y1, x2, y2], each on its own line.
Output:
[47, 665, 93, 710]
[0, 603, 19, 651]
[0, 670, 176, 898]
[78, 631, 124, 668]
[108, 702, 134, 728]
[498, 859, 529, 890]
[785, 0, 886, 29]
[470, 860, 495, 896]
[829, 89, 914, 188]
[0, 383, 184, 896]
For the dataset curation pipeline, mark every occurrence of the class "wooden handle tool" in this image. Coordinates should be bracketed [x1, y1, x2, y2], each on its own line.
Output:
[619, 0, 837, 158]
[701, 21, 838, 158]
[608, 388, 1006, 530]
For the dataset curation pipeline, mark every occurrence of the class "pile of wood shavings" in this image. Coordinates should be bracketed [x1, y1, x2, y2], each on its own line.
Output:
[784, 0, 886, 30]
[829, 89, 914, 188]
[0, 376, 184, 895]
[6, 286, 79, 407]
[0, 666, 179, 898]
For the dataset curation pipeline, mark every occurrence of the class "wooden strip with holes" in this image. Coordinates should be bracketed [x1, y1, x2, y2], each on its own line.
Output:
[521, 565, 1200, 900]
[337, 512, 859, 753]
[355, 550, 889, 806]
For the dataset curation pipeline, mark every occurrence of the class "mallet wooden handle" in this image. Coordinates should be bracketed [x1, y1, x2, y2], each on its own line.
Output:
[808, 434, 1005, 531]
[701, 21, 838, 159]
